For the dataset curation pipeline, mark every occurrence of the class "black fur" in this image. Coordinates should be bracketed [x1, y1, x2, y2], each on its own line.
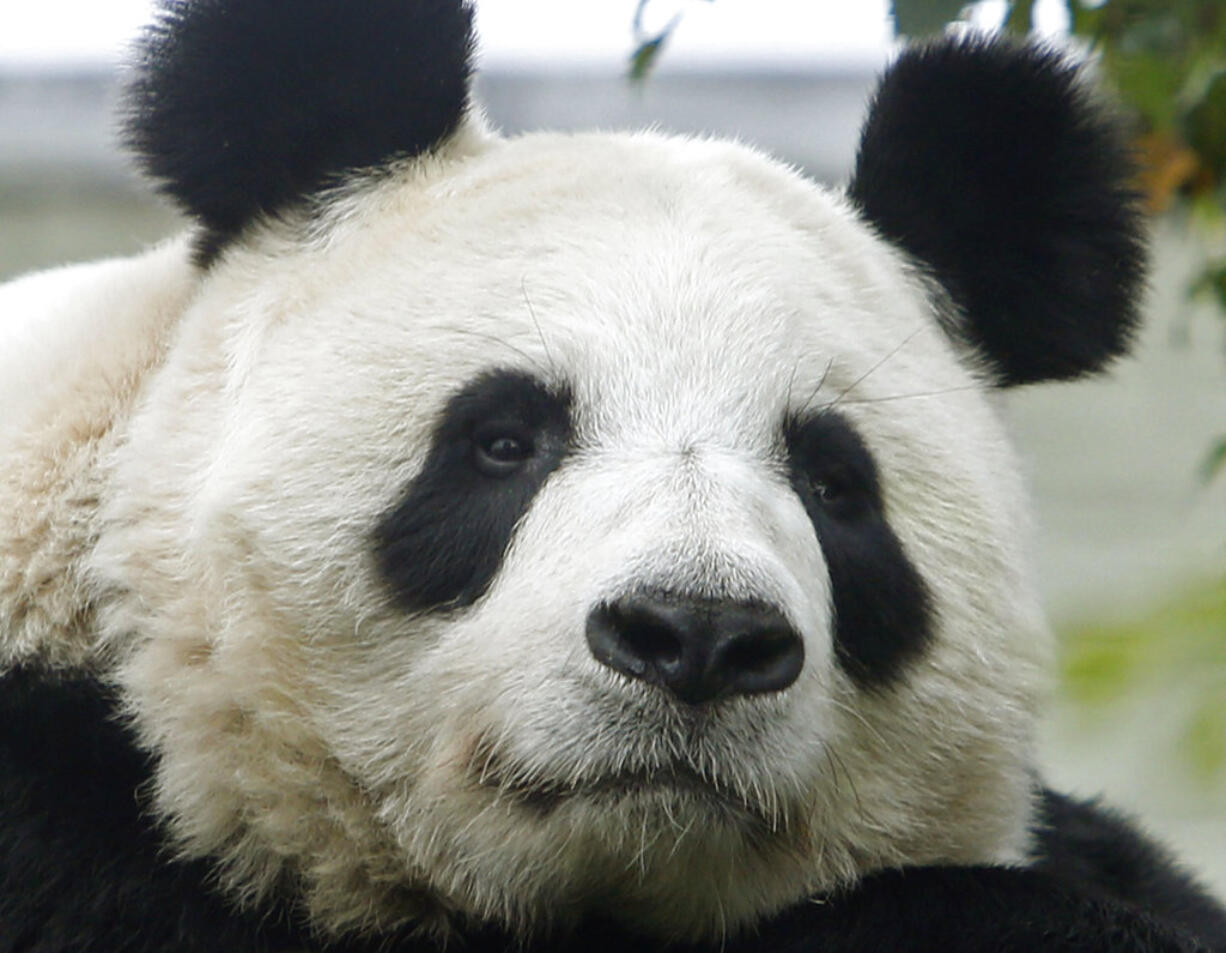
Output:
[784, 410, 933, 688]
[0, 666, 303, 953]
[1035, 790, 1226, 949]
[123, 0, 475, 266]
[706, 865, 1215, 953]
[374, 369, 574, 613]
[848, 35, 1147, 386]
[2, 667, 1221, 953]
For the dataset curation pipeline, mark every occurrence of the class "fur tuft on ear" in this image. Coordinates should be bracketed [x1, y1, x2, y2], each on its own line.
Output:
[848, 35, 1147, 386]
[124, 0, 476, 266]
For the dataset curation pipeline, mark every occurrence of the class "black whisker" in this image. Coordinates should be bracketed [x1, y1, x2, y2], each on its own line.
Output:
[827, 383, 983, 407]
[824, 325, 926, 412]
[797, 357, 836, 418]
[444, 326, 550, 376]
[521, 277, 558, 377]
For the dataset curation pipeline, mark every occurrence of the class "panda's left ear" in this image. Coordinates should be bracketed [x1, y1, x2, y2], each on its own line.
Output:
[124, 0, 476, 267]
[848, 35, 1147, 386]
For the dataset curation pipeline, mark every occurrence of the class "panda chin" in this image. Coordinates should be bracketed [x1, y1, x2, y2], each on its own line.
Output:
[463, 729, 778, 829]
[476, 757, 769, 825]
[448, 746, 813, 942]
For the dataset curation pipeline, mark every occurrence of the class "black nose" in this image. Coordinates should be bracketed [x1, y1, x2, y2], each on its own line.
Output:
[585, 595, 804, 705]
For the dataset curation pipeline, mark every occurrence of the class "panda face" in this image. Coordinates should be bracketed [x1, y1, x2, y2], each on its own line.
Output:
[98, 130, 1050, 938]
[81, 0, 1144, 939]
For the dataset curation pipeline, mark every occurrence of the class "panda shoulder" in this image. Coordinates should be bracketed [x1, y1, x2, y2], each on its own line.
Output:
[0, 237, 196, 670]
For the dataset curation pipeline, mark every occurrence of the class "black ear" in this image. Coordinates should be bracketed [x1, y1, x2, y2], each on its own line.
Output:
[848, 36, 1147, 386]
[124, 0, 476, 266]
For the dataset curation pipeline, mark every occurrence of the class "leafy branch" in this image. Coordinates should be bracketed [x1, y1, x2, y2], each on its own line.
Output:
[629, 0, 712, 81]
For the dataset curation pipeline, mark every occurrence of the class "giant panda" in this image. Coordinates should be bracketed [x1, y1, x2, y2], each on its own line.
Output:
[1, 1, 1224, 951]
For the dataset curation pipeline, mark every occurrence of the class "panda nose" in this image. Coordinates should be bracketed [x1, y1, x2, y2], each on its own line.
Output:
[585, 595, 804, 705]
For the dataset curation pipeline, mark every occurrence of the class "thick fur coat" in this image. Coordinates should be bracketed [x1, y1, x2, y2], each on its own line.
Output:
[0, 2, 1223, 951]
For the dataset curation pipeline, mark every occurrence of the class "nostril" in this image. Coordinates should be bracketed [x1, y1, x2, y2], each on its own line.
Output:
[586, 605, 641, 676]
[723, 628, 791, 673]
[615, 606, 683, 667]
[715, 623, 804, 696]
[587, 602, 684, 681]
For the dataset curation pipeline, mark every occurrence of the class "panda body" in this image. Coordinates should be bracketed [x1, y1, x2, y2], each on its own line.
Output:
[0, 2, 1224, 951]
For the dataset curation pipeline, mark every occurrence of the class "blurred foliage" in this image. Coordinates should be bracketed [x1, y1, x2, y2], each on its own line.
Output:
[897, 0, 1226, 481]
[1062, 578, 1226, 781]
[903, 1, 1226, 778]
[895, 1, 1226, 779]
[891, 0, 968, 35]
[1064, 3, 1226, 490]
[1064, 0, 1226, 214]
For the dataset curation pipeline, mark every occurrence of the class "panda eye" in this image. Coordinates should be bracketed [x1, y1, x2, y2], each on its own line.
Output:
[807, 470, 852, 507]
[808, 475, 843, 504]
[472, 424, 534, 477]
[784, 412, 880, 521]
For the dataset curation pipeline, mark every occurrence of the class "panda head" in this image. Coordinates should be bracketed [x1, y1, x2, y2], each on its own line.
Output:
[98, 0, 1145, 942]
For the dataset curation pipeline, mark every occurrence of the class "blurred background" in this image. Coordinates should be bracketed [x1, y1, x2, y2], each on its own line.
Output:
[3, 0, 1224, 893]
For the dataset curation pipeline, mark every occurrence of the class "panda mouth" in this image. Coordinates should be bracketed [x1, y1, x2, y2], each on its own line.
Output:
[470, 743, 761, 819]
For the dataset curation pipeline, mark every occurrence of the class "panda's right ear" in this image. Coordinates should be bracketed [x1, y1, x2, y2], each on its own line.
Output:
[848, 35, 1147, 387]
[124, 0, 476, 267]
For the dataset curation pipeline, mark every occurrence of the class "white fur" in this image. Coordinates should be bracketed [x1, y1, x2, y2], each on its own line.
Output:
[0, 239, 197, 669]
[2, 125, 1051, 940]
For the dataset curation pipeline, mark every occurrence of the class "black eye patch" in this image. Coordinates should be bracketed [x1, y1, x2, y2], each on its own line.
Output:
[784, 411, 933, 689]
[374, 369, 573, 613]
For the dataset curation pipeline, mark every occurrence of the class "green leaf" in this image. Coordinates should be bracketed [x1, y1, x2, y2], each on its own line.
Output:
[1183, 68, 1226, 179]
[1202, 437, 1226, 482]
[628, 1, 682, 83]
[1061, 622, 1151, 702]
[629, 34, 669, 82]
[1189, 261, 1226, 310]
[1003, 0, 1036, 34]
[891, 0, 968, 36]
[1180, 693, 1226, 778]
[1107, 51, 1187, 133]
[1068, 4, 1103, 37]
